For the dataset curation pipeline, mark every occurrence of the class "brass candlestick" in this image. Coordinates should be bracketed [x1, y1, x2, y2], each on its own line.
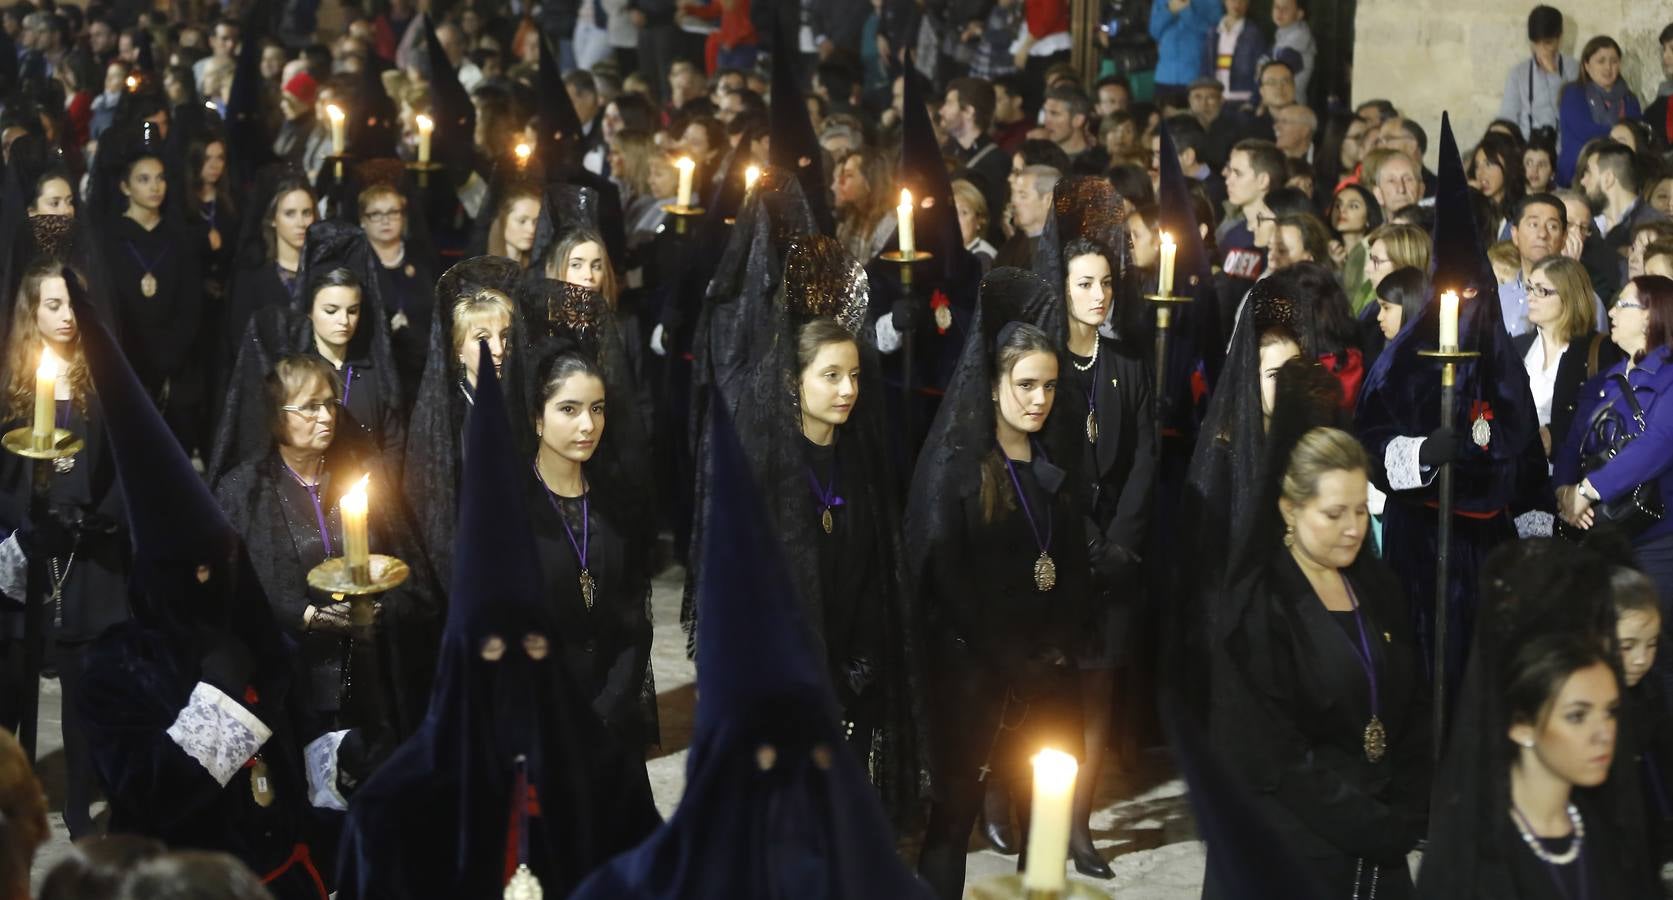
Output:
[405, 160, 444, 190]
[3, 425, 82, 762]
[307, 554, 411, 596]
[1144, 292, 1194, 427]
[1415, 345, 1480, 761]
[661, 203, 706, 235]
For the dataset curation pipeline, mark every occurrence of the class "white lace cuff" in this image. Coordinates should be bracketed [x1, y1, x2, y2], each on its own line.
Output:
[1366, 482, 1388, 517]
[304, 729, 351, 811]
[875, 313, 902, 354]
[1515, 510, 1555, 539]
[1384, 436, 1438, 491]
[0, 531, 25, 604]
[166, 683, 272, 786]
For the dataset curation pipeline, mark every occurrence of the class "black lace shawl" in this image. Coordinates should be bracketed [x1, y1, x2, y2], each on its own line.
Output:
[528, 183, 603, 276]
[1032, 174, 1130, 321]
[208, 220, 405, 485]
[900, 266, 1084, 795]
[402, 255, 526, 590]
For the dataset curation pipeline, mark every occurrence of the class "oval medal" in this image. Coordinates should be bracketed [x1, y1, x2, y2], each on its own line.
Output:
[934, 305, 953, 331]
[504, 863, 543, 900]
[1033, 552, 1057, 592]
[1471, 413, 1491, 448]
[404, 263, 416, 277]
[1363, 715, 1388, 763]
[579, 570, 596, 610]
[1086, 410, 1098, 444]
[140, 272, 158, 298]
[821, 507, 834, 534]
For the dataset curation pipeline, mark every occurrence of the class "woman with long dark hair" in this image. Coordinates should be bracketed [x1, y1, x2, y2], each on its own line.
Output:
[1473, 132, 1527, 240]
[224, 173, 317, 358]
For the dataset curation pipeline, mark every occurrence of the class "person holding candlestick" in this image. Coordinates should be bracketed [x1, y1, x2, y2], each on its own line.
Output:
[214, 353, 438, 772]
[907, 269, 1090, 899]
[0, 263, 128, 839]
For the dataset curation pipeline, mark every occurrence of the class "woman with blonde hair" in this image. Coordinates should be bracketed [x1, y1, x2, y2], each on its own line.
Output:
[1352, 223, 1432, 314]
[1512, 255, 1619, 459]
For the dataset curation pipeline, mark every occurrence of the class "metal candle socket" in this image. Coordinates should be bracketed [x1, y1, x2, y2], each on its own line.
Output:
[1144, 293, 1193, 427]
[1415, 346, 1480, 761]
[307, 554, 412, 596]
[661, 203, 706, 235]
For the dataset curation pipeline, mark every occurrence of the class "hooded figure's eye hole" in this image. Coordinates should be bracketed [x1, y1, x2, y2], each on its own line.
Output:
[195, 565, 212, 583]
[522, 633, 550, 660]
[480, 635, 506, 661]
[811, 745, 833, 770]
[755, 744, 777, 771]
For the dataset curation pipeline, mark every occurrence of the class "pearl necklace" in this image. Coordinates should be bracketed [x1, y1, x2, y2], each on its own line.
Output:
[1071, 334, 1100, 372]
[1510, 803, 1584, 865]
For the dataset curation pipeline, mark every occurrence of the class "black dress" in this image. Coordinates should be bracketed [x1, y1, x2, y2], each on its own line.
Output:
[314, 348, 405, 480]
[1206, 551, 1429, 899]
[1065, 336, 1155, 666]
[525, 474, 654, 750]
[224, 261, 298, 375]
[373, 250, 434, 411]
[803, 436, 884, 718]
[104, 214, 204, 446]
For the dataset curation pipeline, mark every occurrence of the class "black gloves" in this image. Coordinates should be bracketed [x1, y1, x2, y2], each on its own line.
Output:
[839, 656, 876, 706]
[199, 631, 255, 698]
[1088, 537, 1140, 586]
[1418, 426, 1457, 468]
[890, 298, 927, 333]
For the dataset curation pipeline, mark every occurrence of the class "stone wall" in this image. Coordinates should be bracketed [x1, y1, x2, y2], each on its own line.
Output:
[1353, 0, 1666, 166]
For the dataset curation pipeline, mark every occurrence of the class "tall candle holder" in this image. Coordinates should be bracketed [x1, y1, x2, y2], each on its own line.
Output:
[880, 249, 933, 452]
[1143, 292, 1194, 427]
[405, 160, 445, 190]
[3, 425, 83, 762]
[661, 203, 706, 236]
[1413, 344, 1479, 761]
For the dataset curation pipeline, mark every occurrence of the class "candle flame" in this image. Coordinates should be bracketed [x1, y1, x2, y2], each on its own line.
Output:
[744, 165, 761, 189]
[36, 348, 59, 380]
[676, 157, 695, 174]
[1442, 289, 1459, 303]
[415, 113, 433, 132]
[125, 74, 138, 91]
[514, 142, 532, 162]
[341, 474, 370, 513]
[899, 188, 912, 208]
[1031, 747, 1078, 789]
[326, 104, 345, 123]
[1160, 231, 1175, 248]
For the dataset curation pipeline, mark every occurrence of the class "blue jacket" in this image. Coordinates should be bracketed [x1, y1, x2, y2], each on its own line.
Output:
[1150, 0, 1222, 87]
[1557, 84, 1643, 186]
[1200, 17, 1268, 99]
[1555, 346, 1673, 544]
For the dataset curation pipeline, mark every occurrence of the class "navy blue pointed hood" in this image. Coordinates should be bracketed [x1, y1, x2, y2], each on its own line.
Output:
[69, 272, 286, 669]
[898, 55, 964, 284]
[572, 399, 932, 900]
[421, 14, 475, 176]
[223, 1, 275, 177]
[768, 21, 831, 237]
[537, 32, 585, 181]
[1356, 112, 1542, 495]
[1155, 117, 1223, 387]
[337, 344, 658, 898]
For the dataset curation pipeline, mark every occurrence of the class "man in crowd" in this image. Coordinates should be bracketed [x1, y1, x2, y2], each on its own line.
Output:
[1272, 103, 1315, 161]
[1217, 137, 1284, 279]
[1188, 76, 1238, 168]
[991, 72, 1032, 153]
[1375, 116, 1436, 197]
[1269, 0, 1315, 99]
[1094, 75, 1133, 119]
[1364, 147, 1422, 217]
[995, 164, 1059, 268]
[1208, 0, 1268, 105]
[1499, 193, 1608, 336]
[1152, 116, 1227, 211]
[1237, 55, 1298, 141]
[1497, 5, 1574, 140]
[195, 17, 239, 93]
[1041, 85, 1108, 174]
[1149, 0, 1222, 110]
[941, 77, 1011, 243]
[1582, 140, 1668, 264]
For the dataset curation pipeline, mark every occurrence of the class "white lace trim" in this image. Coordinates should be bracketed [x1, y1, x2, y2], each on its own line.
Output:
[0, 531, 25, 604]
[304, 729, 350, 811]
[166, 683, 272, 786]
[875, 313, 903, 354]
[1385, 436, 1437, 491]
[1515, 510, 1555, 539]
[1366, 482, 1388, 517]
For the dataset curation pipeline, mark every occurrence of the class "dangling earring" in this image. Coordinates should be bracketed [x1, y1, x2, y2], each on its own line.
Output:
[1283, 525, 1295, 548]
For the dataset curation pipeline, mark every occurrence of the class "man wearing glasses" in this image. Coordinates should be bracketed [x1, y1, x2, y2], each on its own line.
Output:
[360, 183, 433, 407]
[1499, 193, 1608, 337]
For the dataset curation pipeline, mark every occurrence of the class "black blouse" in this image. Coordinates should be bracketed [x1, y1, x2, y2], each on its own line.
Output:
[803, 436, 882, 698]
[104, 215, 202, 389]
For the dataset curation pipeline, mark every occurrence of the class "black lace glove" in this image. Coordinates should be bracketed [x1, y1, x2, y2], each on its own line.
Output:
[1417, 425, 1457, 468]
[890, 297, 928, 333]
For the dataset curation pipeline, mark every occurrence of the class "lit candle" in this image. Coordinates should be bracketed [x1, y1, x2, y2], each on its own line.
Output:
[1023, 748, 1078, 893]
[32, 350, 58, 449]
[327, 104, 346, 157]
[1158, 231, 1177, 295]
[897, 189, 915, 257]
[1438, 290, 1460, 349]
[415, 114, 433, 164]
[514, 142, 532, 168]
[341, 474, 371, 584]
[675, 157, 695, 209]
[744, 164, 761, 191]
[125, 74, 137, 92]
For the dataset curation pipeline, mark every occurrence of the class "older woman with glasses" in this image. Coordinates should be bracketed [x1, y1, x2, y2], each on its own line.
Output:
[359, 183, 434, 408]
[1513, 256, 1619, 460]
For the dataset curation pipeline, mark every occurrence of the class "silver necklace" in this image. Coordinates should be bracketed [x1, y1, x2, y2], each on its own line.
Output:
[1510, 803, 1584, 865]
[1071, 334, 1100, 372]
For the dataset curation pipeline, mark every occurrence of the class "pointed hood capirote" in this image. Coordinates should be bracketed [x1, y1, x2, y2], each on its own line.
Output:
[767, 17, 832, 237]
[68, 273, 285, 669]
[1151, 117, 1223, 394]
[420, 13, 475, 178]
[536, 32, 585, 180]
[571, 399, 933, 900]
[222, 9, 274, 179]
[337, 343, 658, 900]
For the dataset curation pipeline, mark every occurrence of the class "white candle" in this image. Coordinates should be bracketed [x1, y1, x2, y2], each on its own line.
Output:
[514, 142, 532, 168]
[1023, 748, 1078, 892]
[327, 104, 346, 157]
[33, 350, 57, 448]
[744, 164, 761, 191]
[415, 114, 433, 164]
[341, 474, 371, 584]
[675, 157, 695, 209]
[1158, 231, 1177, 295]
[1438, 290, 1460, 349]
[897, 189, 915, 256]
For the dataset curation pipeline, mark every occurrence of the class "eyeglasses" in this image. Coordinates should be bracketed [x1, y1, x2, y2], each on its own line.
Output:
[1615, 301, 1645, 311]
[1256, 214, 1278, 226]
[1528, 283, 1558, 299]
[1368, 254, 1390, 267]
[282, 401, 338, 418]
[362, 208, 403, 223]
